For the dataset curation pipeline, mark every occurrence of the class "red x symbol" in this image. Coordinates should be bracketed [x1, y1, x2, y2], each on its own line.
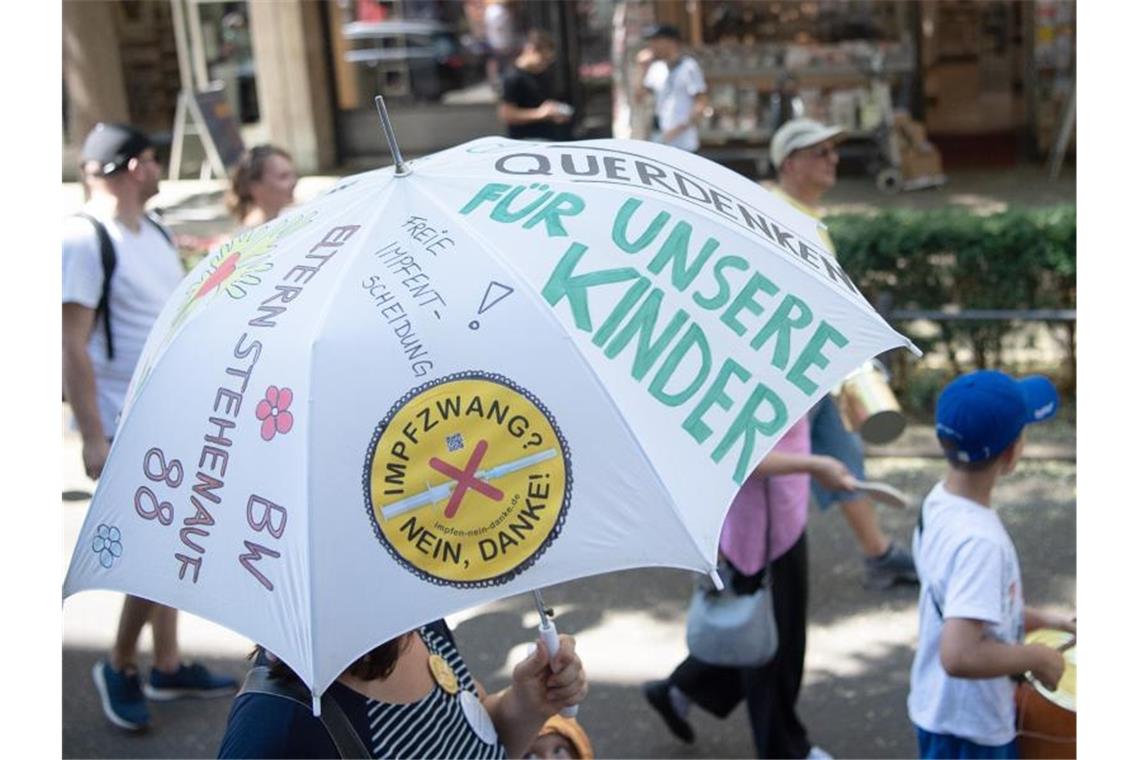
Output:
[429, 439, 504, 519]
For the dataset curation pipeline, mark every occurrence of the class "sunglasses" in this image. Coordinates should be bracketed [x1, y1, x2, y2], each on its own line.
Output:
[800, 144, 839, 160]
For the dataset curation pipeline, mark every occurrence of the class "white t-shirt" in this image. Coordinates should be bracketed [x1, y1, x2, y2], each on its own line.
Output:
[643, 56, 706, 152]
[908, 481, 1025, 746]
[484, 3, 516, 54]
[62, 209, 185, 436]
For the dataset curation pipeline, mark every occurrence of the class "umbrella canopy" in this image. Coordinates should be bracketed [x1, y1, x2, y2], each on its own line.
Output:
[64, 136, 916, 699]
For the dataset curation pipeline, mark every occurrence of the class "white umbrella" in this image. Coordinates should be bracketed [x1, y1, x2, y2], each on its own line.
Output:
[65, 101, 917, 706]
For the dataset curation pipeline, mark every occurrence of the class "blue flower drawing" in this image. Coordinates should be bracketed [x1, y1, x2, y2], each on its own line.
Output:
[92, 524, 123, 569]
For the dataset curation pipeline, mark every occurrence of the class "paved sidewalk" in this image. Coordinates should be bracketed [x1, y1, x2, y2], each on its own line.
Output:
[62, 407, 1075, 758]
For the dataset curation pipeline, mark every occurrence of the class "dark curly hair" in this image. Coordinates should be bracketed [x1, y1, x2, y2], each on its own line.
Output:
[255, 631, 413, 684]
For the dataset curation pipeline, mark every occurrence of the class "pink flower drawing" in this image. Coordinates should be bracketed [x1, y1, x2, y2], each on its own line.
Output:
[255, 385, 295, 441]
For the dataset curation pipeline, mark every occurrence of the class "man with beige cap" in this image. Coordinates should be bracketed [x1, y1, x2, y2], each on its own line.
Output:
[768, 118, 918, 590]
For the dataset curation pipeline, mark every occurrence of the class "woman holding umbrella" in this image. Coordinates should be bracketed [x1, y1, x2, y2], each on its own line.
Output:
[218, 620, 587, 758]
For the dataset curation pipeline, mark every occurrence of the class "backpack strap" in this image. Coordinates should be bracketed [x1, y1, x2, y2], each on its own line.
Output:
[239, 666, 371, 759]
[915, 503, 945, 620]
[73, 213, 117, 361]
[144, 213, 174, 246]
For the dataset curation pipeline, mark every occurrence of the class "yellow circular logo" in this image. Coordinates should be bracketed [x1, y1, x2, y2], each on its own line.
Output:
[364, 372, 571, 587]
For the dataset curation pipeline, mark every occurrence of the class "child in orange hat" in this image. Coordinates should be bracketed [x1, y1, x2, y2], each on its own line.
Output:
[523, 714, 594, 759]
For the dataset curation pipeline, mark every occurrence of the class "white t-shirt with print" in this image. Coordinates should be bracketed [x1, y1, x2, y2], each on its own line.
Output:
[643, 56, 707, 152]
[62, 209, 184, 437]
[907, 481, 1025, 746]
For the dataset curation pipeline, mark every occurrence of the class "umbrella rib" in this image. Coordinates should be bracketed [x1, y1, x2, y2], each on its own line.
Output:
[408, 180, 716, 574]
[301, 177, 405, 696]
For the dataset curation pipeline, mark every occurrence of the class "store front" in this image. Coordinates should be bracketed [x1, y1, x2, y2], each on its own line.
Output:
[326, 0, 616, 162]
[614, 0, 1075, 176]
[63, 0, 266, 177]
[189, 1, 261, 130]
[63, 1, 1070, 177]
[920, 0, 1073, 167]
[613, 0, 918, 178]
[64, 0, 611, 174]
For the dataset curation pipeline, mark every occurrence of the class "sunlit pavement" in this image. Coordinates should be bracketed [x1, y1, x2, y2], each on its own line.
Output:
[62, 405, 1075, 759]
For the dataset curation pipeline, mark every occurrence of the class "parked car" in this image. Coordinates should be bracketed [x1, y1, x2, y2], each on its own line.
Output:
[342, 19, 486, 102]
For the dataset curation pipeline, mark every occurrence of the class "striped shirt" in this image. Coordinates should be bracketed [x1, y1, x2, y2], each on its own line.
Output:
[218, 622, 507, 759]
[365, 626, 506, 759]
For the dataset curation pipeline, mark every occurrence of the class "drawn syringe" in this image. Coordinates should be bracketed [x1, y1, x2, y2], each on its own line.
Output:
[380, 447, 558, 520]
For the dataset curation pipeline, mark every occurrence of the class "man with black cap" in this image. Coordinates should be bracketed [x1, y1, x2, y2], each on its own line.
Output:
[63, 123, 237, 732]
[635, 24, 708, 152]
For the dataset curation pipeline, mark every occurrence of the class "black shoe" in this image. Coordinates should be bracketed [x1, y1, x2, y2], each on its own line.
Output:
[642, 679, 695, 744]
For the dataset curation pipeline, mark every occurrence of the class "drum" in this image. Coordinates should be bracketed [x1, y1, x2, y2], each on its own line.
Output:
[836, 360, 906, 445]
[1016, 629, 1076, 759]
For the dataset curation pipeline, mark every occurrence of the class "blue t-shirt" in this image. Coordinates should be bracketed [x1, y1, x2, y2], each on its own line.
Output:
[218, 621, 507, 759]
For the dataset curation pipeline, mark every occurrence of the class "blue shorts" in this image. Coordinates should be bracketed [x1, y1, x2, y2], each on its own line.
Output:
[809, 395, 866, 510]
[915, 726, 1018, 759]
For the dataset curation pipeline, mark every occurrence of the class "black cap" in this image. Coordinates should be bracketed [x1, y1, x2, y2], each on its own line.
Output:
[643, 24, 681, 41]
[81, 123, 153, 176]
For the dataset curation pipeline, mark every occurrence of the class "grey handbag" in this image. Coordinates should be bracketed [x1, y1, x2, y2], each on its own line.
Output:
[685, 479, 779, 667]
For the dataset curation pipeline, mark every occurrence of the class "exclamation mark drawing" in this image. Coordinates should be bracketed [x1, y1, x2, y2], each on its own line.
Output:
[469, 281, 514, 330]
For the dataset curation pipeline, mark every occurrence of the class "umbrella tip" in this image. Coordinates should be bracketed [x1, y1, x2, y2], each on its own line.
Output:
[374, 96, 411, 177]
[709, 568, 725, 592]
[311, 693, 322, 717]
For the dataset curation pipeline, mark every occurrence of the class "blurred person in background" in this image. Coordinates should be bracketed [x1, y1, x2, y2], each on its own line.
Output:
[643, 422, 853, 759]
[484, 0, 522, 92]
[226, 144, 298, 229]
[635, 24, 708, 152]
[497, 30, 573, 141]
[64, 123, 237, 733]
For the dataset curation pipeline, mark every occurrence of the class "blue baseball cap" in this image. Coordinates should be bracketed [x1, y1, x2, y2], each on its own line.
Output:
[935, 370, 1059, 464]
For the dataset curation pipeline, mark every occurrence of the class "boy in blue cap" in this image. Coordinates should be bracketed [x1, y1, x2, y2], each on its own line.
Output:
[907, 370, 1075, 758]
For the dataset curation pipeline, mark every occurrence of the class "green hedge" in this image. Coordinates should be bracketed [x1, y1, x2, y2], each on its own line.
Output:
[825, 206, 1076, 382]
[826, 205, 1076, 310]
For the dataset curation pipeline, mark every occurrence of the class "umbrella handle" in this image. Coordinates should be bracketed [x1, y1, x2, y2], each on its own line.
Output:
[537, 617, 579, 719]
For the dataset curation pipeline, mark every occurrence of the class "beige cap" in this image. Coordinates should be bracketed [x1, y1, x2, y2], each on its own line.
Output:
[769, 118, 846, 169]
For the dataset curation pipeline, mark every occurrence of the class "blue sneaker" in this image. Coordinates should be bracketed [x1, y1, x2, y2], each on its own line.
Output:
[92, 660, 149, 732]
[143, 662, 238, 701]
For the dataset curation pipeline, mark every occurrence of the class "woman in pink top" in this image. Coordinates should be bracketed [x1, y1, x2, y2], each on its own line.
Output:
[643, 417, 856, 759]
